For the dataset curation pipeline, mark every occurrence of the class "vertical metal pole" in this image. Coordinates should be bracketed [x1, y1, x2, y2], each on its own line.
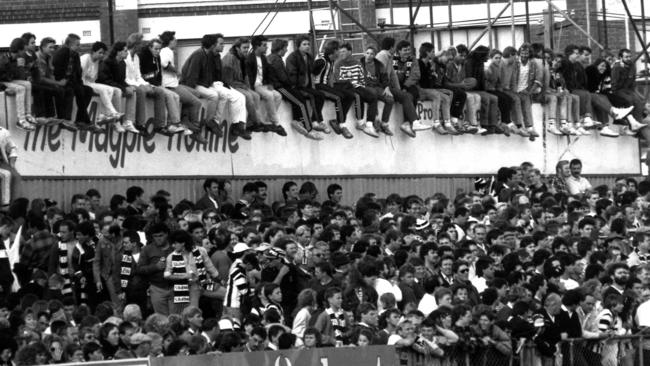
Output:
[602, 0, 608, 49]
[640, 336, 645, 366]
[307, 0, 317, 49]
[107, 0, 115, 45]
[448, 0, 453, 46]
[429, 0, 435, 47]
[487, 0, 493, 48]
[585, 0, 591, 48]
[408, 0, 415, 46]
[511, 0, 515, 46]
[525, 0, 531, 42]
[389, 0, 394, 25]
[642, 0, 648, 99]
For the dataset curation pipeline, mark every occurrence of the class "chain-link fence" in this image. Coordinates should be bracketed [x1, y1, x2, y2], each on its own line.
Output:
[397, 335, 648, 366]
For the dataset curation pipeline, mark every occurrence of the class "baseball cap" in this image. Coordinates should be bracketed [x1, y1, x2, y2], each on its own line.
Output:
[232, 243, 251, 254]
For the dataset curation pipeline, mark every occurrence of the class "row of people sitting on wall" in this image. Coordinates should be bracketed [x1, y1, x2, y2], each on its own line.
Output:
[0, 32, 647, 141]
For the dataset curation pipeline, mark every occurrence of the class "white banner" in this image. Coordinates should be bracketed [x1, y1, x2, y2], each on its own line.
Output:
[2, 95, 640, 177]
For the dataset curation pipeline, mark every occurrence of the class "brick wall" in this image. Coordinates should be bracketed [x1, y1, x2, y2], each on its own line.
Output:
[0, 0, 101, 23]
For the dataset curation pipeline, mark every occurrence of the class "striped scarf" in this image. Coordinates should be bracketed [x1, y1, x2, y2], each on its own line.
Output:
[326, 307, 347, 345]
[191, 247, 208, 288]
[171, 252, 190, 304]
[120, 250, 134, 291]
[57, 242, 73, 296]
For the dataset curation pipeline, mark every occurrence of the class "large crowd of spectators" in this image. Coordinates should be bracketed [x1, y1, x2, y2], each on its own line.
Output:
[0, 159, 648, 365]
[0, 31, 648, 142]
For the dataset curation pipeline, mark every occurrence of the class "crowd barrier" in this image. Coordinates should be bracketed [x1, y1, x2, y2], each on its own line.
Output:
[56, 345, 397, 366]
[0, 90, 640, 177]
[398, 335, 649, 366]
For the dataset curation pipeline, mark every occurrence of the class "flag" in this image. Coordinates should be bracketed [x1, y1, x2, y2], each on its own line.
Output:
[7, 225, 21, 292]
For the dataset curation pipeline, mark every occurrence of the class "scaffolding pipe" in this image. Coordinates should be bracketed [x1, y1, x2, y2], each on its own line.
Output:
[620, 0, 650, 69]
[328, 0, 380, 43]
[545, 0, 604, 49]
[448, 0, 453, 45]
[642, 0, 648, 99]
[429, 0, 435, 48]
[585, 0, 591, 48]
[510, 0, 515, 47]
[469, 2, 512, 50]
[602, 0, 608, 49]
[409, 0, 415, 47]
[487, 0, 492, 48]
[525, 0, 531, 42]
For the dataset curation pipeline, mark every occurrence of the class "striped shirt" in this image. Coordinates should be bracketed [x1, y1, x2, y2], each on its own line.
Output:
[223, 258, 248, 308]
[334, 57, 365, 88]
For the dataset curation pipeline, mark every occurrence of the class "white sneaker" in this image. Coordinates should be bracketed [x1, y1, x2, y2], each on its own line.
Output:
[361, 122, 379, 137]
[576, 126, 591, 135]
[412, 120, 432, 131]
[628, 115, 647, 132]
[612, 106, 634, 120]
[547, 124, 563, 135]
[166, 125, 185, 134]
[113, 122, 125, 133]
[582, 117, 595, 128]
[475, 126, 488, 134]
[622, 126, 637, 136]
[122, 120, 139, 133]
[599, 125, 619, 137]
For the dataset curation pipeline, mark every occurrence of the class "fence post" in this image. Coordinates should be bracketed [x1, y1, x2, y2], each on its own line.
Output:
[569, 340, 574, 366]
[641, 335, 645, 366]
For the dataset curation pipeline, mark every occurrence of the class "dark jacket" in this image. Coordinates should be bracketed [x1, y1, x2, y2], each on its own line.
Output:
[560, 60, 588, 91]
[180, 48, 214, 88]
[221, 49, 248, 89]
[93, 237, 122, 286]
[267, 53, 291, 89]
[534, 309, 562, 357]
[611, 61, 636, 92]
[418, 58, 446, 89]
[285, 50, 314, 88]
[136, 243, 173, 289]
[360, 57, 389, 89]
[97, 57, 128, 91]
[585, 64, 611, 94]
[0, 52, 20, 81]
[245, 52, 271, 89]
[52, 46, 83, 84]
[138, 48, 162, 86]
[464, 47, 490, 91]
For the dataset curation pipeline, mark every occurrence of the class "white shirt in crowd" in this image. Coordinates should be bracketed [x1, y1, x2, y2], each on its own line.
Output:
[255, 56, 264, 87]
[125, 52, 148, 87]
[160, 47, 179, 88]
[374, 277, 402, 312]
[566, 176, 592, 195]
[79, 54, 99, 84]
[417, 293, 437, 317]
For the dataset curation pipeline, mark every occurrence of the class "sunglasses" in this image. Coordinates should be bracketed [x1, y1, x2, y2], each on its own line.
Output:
[459, 268, 469, 273]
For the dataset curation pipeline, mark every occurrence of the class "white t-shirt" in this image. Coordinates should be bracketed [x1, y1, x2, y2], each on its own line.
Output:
[374, 278, 402, 312]
[80, 53, 99, 84]
[255, 56, 264, 86]
[566, 176, 592, 195]
[637, 300, 650, 327]
[160, 47, 179, 88]
[417, 293, 438, 317]
[559, 277, 580, 290]
[387, 334, 403, 346]
[517, 61, 530, 92]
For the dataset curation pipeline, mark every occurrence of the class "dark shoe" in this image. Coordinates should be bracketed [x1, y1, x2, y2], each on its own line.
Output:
[329, 119, 342, 135]
[481, 126, 495, 136]
[232, 123, 252, 140]
[61, 120, 78, 131]
[78, 122, 102, 133]
[247, 123, 265, 133]
[192, 133, 208, 144]
[206, 120, 223, 137]
[494, 124, 510, 136]
[341, 126, 353, 139]
[272, 125, 287, 136]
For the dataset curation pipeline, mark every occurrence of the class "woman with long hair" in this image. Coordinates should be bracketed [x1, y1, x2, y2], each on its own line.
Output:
[292, 288, 317, 338]
[98, 323, 120, 360]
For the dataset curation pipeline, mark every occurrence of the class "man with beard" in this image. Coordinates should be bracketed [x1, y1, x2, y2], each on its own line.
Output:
[603, 263, 633, 320]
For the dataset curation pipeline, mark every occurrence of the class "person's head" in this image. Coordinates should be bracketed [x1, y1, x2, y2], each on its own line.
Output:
[357, 302, 378, 326]
[159, 31, 177, 49]
[338, 42, 353, 59]
[489, 49, 502, 64]
[544, 293, 562, 315]
[380, 37, 395, 52]
[99, 323, 120, 346]
[83, 342, 103, 361]
[364, 46, 377, 62]
[518, 43, 531, 62]
[418, 42, 434, 60]
[564, 44, 580, 62]
[356, 329, 373, 347]
[325, 287, 342, 309]
[609, 262, 630, 287]
[40, 37, 57, 57]
[602, 293, 624, 313]
[302, 328, 320, 348]
[126, 32, 143, 51]
[248, 326, 267, 351]
[148, 38, 162, 57]
[556, 160, 570, 178]
[619, 48, 632, 65]
[201, 34, 217, 51]
[396, 40, 411, 59]
[569, 159, 583, 177]
[271, 39, 289, 56]
[434, 287, 453, 308]
[251, 35, 268, 55]
[453, 260, 470, 281]
[231, 37, 251, 58]
[579, 45, 592, 64]
[296, 35, 310, 54]
[327, 183, 343, 203]
[64, 33, 81, 52]
[90, 41, 108, 61]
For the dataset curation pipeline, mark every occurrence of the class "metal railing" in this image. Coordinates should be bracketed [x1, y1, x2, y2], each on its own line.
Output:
[397, 335, 649, 366]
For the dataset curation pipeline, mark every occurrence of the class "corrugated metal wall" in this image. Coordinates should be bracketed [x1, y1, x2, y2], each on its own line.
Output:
[19, 175, 638, 211]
